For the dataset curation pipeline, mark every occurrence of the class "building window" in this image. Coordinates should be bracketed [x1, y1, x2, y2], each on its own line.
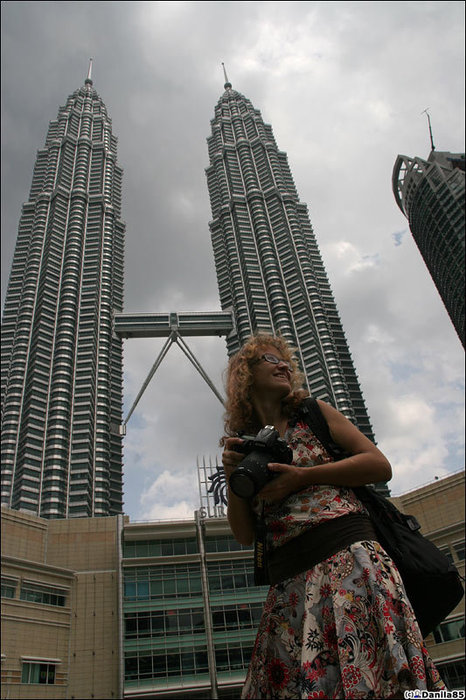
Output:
[211, 602, 263, 631]
[205, 535, 253, 553]
[125, 608, 205, 639]
[438, 545, 454, 565]
[20, 583, 67, 607]
[215, 643, 254, 673]
[433, 616, 465, 644]
[1, 578, 17, 598]
[123, 564, 202, 601]
[436, 659, 465, 690]
[21, 662, 56, 684]
[207, 560, 259, 593]
[123, 537, 198, 558]
[453, 541, 465, 561]
[125, 647, 209, 682]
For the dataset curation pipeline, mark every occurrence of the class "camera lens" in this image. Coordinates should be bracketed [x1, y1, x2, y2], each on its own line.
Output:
[229, 456, 272, 499]
[229, 470, 256, 499]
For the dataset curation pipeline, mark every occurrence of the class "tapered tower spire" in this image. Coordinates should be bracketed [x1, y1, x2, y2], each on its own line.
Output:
[206, 82, 381, 483]
[1, 77, 125, 517]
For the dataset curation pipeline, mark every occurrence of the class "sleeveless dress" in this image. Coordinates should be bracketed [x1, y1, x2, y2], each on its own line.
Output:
[241, 420, 446, 699]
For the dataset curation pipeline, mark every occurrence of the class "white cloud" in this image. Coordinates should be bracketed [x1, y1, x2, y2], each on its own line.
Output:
[141, 499, 199, 523]
[374, 395, 459, 494]
[324, 241, 381, 275]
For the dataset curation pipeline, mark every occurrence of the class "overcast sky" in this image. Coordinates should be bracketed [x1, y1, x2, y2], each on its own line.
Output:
[1, 1, 464, 522]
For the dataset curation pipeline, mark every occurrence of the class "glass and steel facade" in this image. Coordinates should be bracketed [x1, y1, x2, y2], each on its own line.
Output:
[1, 76, 125, 518]
[206, 81, 375, 440]
[1, 469, 464, 698]
[122, 517, 268, 698]
[393, 150, 465, 347]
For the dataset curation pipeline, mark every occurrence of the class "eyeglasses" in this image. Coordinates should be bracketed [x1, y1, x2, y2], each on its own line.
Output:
[260, 353, 293, 372]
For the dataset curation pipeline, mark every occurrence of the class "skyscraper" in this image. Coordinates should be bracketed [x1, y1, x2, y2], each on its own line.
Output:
[1, 69, 125, 518]
[392, 149, 465, 347]
[206, 77, 375, 440]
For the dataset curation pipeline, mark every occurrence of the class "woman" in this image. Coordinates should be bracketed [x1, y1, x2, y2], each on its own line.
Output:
[221, 333, 445, 699]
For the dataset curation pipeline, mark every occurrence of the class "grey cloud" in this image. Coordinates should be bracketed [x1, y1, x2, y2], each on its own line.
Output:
[1, 1, 464, 519]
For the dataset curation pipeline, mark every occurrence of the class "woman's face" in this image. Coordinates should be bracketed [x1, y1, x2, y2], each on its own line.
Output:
[249, 345, 292, 399]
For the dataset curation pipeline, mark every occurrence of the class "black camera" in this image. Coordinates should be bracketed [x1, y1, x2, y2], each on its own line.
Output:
[229, 425, 293, 499]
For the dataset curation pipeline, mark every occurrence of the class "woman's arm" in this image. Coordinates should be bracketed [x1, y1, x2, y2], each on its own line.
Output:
[222, 437, 256, 545]
[260, 400, 392, 503]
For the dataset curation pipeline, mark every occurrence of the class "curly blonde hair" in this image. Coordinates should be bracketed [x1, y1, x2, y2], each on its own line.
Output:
[221, 333, 308, 441]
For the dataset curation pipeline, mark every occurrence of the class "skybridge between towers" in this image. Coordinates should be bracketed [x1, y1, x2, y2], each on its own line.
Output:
[113, 310, 234, 432]
[114, 311, 234, 339]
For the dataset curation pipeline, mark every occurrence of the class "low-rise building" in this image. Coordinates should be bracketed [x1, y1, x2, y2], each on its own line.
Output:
[122, 514, 267, 698]
[1, 470, 464, 698]
[391, 470, 465, 690]
[1, 509, 123, 699]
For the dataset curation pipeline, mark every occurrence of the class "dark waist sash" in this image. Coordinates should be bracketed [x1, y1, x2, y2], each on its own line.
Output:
[256, 512, 378, 586]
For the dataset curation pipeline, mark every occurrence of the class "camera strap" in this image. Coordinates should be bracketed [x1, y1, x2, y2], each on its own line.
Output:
[254, 503, 269, 586]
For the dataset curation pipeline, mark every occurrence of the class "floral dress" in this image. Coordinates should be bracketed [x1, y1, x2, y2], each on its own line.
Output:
[241, 421, 446, 699]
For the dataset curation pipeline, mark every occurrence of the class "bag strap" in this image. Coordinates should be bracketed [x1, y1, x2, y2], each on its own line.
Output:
[297, 397, 380, 513]
[298, 397, 348, 461]
[298, 397, 419, 554]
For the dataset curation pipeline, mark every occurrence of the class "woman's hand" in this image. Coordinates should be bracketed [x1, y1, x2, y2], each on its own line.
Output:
[258, 462, 304, 503]
[222, 437, 256, 546]
[221, 437, 244, 483]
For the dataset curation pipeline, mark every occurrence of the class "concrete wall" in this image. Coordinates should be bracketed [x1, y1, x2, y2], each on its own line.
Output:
[1, 509, 122, 699]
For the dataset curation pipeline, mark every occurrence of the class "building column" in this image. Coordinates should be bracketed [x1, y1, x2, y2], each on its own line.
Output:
[195, 509, 219, 699]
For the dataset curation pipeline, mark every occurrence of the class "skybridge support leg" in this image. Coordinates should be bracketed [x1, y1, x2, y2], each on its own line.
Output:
[123, 332, 176, 427]
[174, 333, 225, 406]
[121, 331, 225, 429]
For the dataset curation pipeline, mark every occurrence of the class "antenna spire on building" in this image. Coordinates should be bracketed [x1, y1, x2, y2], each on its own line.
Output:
[85, 57, 93, 85]
[222, 62, 232, 89]
[422, 108, 435, 151]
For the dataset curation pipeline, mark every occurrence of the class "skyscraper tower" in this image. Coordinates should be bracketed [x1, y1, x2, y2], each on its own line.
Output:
[206, 75, 375, 440]
[392, 148, 465, 348]
[1, 66, 125, 518]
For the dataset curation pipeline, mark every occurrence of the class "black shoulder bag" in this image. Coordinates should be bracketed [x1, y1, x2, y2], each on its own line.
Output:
[299, 396, 464, 638]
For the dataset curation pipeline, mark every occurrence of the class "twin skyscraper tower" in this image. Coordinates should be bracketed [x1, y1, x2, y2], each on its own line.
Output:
[1, 71, 376, 518]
